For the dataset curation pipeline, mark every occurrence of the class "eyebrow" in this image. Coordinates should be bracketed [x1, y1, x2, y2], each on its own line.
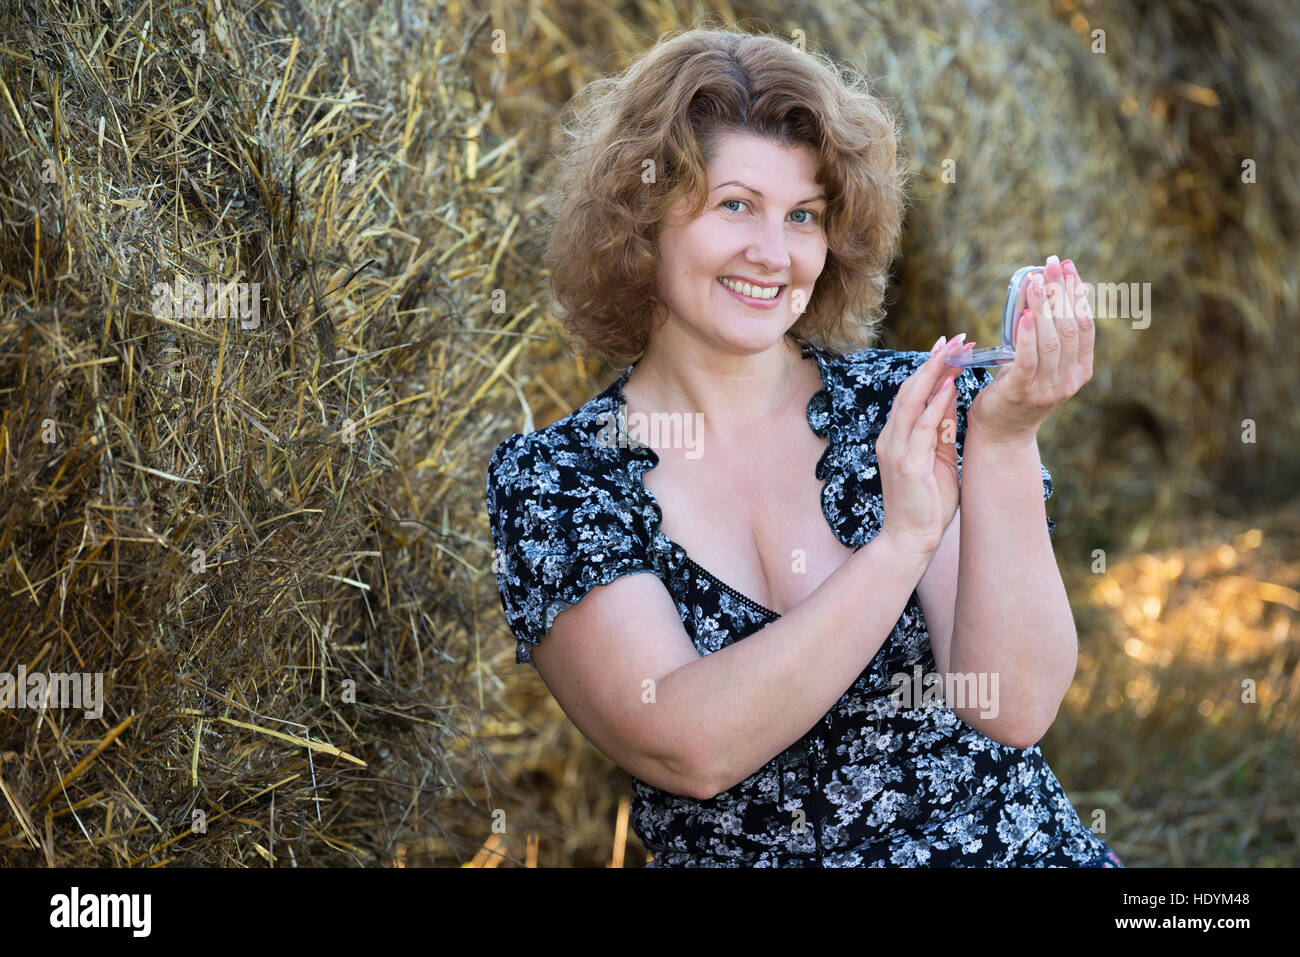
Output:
[710, 181, 827, 205]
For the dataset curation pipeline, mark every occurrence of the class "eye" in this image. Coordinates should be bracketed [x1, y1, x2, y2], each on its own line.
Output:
[721, 199, 822, 225]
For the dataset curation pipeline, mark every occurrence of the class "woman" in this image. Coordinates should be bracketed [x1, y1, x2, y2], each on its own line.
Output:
[485, 26, 1121, 867]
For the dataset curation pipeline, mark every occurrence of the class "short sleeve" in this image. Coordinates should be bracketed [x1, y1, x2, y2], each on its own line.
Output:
[485, 431, 658, 667]
[952, 362, 1056, 537]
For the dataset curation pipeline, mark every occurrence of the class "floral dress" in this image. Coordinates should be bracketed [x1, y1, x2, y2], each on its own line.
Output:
[485, 337, 1123, 868]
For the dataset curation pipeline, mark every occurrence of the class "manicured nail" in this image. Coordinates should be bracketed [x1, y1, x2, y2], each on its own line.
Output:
[931, 335, 947, 355]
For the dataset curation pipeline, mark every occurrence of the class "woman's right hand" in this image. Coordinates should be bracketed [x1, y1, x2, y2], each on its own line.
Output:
[875, 336, 973, 557]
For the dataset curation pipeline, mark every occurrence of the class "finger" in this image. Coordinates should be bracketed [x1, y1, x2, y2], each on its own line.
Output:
[1044, 254, 1065, 289]
[1026, 268, 1060, 382]
[885, 341, 943, 456]
[932, 345, 966, 450]
[1053, 264, 1080, 375]
[937, 370, 961, 459]
[893, 338, 944, 404]
[999, 274, 1041, 385]
[892, 341, 955, 439]
[1074, 279, 1095, 379]
[1061, 260, 1088, 331]
[1064, 261, 1095, 380]
[1058, 253, 1080, 295]
[934, 334, 969, 388]
[1044, 258, 1067, 324]
[925, 333, 967, 408]
[1059, 261, 1081, 320]
[935, 340, 971, 403]
[1009, 306, 1038, 382]
[906, 373, 954, 461]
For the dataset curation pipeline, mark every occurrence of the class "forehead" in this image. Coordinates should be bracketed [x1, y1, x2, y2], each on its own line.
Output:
[707, 132, 820, 189]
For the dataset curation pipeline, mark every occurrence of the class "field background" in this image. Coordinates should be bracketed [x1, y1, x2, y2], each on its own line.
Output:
[0, 0, 1296, 867]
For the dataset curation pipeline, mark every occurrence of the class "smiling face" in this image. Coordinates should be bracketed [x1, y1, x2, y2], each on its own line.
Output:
[651, 131, 829, 355]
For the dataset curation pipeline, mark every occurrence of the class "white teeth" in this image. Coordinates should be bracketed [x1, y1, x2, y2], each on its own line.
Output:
[718, 277, 781, 299]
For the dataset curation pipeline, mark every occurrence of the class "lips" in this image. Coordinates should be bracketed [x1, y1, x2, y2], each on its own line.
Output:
[716, 276, 786, 299]
[717, 276, 786, 308]
[719, 276, 784, 290]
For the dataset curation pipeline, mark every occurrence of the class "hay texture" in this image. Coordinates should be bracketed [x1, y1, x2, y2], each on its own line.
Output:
[0, 0, 529, 866]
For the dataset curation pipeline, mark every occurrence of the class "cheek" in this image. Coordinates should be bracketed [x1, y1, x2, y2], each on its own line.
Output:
[803, 244, 829, 279]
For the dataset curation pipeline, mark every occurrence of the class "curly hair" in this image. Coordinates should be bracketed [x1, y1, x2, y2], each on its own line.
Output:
[540, 24, 911, 368]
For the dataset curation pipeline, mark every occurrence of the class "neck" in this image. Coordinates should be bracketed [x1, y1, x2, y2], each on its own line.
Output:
[626, 331, 808, 441]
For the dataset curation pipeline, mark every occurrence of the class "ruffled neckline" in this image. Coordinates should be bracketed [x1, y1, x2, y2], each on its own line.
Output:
[596, 337, 855, 615]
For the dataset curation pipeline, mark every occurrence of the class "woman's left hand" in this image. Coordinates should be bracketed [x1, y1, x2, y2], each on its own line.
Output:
[967, 254, 1095, 444]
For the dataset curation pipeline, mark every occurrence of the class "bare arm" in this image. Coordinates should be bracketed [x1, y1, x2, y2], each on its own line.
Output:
[947, 423, 1076, 748]
[532, 529, 931, 801]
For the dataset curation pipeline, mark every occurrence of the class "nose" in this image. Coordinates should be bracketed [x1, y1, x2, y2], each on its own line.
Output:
[746, 213, 792, 274]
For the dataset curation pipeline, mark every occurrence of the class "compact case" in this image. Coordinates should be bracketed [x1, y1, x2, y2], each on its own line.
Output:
[945, 264, 1046, 368]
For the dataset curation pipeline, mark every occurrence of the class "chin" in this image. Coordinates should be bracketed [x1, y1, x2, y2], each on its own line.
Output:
[709, 322, 796, 354]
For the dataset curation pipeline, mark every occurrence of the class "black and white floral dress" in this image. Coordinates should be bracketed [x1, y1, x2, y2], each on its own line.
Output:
[485, 337, 1123, 868]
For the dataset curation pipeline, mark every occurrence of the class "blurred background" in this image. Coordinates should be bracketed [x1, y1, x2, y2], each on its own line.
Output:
[1, 0, 1295, 867]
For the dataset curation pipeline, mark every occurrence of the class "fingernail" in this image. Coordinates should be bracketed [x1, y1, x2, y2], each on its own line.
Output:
[931, 335, 947, 355]
[945, 332, 967, 351]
